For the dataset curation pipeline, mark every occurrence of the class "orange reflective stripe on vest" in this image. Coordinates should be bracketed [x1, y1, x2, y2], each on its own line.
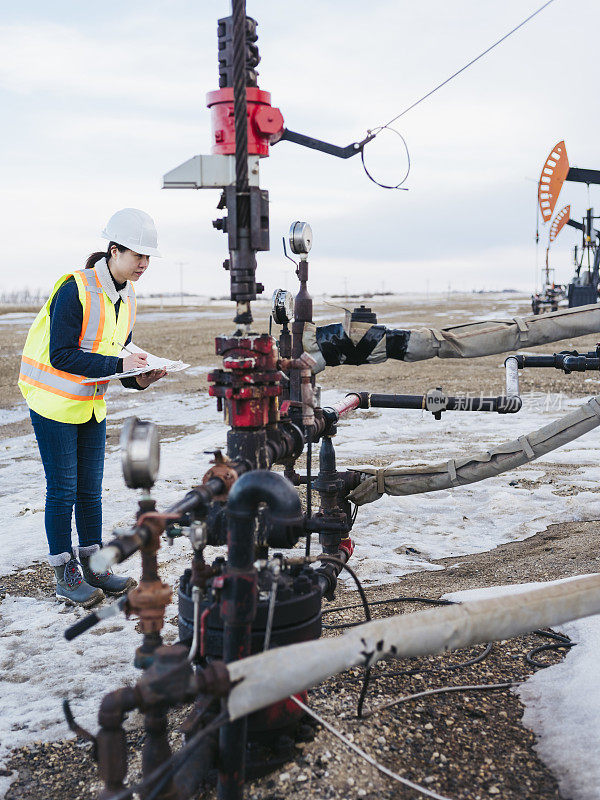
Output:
[79, 269, 107, 353]
[19, 356, 108, 401]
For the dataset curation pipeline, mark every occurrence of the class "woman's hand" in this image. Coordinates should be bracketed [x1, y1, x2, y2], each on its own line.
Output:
[135, 369, 167, 388]
[123, 352, 148, 371]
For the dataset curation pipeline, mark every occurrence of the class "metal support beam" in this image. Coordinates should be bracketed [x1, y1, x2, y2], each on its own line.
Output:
[567, 167, 600, 185]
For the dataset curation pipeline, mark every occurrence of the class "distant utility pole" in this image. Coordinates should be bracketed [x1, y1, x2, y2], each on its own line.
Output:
[175, 261, 188, 305]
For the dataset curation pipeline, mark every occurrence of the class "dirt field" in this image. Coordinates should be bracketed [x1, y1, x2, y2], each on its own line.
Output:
[2, 292, 599, 800]
[3, 292, 597, 413]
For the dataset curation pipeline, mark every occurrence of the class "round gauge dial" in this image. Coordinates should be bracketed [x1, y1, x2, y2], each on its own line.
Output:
[272, 288, 294, 324]
[289, 221, 313, 256]
[120, 416, 160, 490]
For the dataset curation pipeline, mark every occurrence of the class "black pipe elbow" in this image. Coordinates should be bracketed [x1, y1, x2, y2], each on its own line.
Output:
[227, 470, 303, 552]
[228, 470, 302, 524]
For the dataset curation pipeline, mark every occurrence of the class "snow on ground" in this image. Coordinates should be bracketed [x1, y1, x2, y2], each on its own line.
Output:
[518, 615, 600, 800]
[0, 313, 36, 328]
[445, 581, 600, 800]
[2, 378, 600, 794]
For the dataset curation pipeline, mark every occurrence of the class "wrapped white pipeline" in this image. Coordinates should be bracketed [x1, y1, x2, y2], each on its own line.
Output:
[403, 304, 600, 362]
[303, 304, 600, 373]
[226, 573, 600, 721]
[347, 394, 600, 506]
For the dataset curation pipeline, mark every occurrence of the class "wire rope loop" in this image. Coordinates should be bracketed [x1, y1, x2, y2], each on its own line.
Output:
[360, 126, 411, 190]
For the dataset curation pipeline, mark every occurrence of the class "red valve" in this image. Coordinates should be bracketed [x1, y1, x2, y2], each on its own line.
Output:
[207, 87, 284, 157]
[339, 538, 355, 560]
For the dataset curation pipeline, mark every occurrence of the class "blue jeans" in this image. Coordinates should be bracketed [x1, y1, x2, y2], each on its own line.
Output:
[30, 409, 106, 557]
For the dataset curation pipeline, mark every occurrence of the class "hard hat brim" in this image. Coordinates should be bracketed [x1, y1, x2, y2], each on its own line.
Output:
[101, 231, 162, 258]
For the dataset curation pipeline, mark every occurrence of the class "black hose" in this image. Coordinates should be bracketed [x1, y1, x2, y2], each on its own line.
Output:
[317, 556, 371, 624]
[316, 555, 372, 716]
[446, 641, 493, 670]
[322, 594, 455, 623]
[527, 628, 574, 668]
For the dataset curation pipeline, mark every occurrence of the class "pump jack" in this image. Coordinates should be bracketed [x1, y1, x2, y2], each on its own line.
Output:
[538, 141, 600, 307]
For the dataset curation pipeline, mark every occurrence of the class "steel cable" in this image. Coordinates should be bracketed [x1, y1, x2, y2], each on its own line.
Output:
[360, 0, 558, 189]
[375, 0, 558, 132]
[362, 680, 520, 719]
[232, 0, 250, 224]
[292, 696, 454, 800]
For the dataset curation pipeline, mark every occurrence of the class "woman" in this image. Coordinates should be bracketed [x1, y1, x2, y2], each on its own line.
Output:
[19, 208, 166, 607]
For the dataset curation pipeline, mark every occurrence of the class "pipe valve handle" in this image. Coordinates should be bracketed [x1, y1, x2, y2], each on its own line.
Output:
[65, 612, 101, 641]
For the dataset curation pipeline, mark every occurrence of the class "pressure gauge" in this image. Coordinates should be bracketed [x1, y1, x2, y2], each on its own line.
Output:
[289, 221, 313, 256]
[120, 416, 160, 490]
[272, 289, 294, 324]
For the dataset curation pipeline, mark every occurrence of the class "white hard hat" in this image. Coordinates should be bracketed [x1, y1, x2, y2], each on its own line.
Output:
[101, 208, 162, 257]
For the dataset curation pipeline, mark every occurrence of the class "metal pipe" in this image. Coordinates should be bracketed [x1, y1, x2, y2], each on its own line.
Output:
[218, 469, 301, 800]
[504, 356, 520, 398]
[366, 393, 424, 409]
[563, 356, 600, 372]
[227, 470, 303, 529]
[187, 587, 201, 663]
[329, 393, 361, 416]
[91, 479, 226, 572]
[97, 687, 139, 799]
[352, 392, 521, 414]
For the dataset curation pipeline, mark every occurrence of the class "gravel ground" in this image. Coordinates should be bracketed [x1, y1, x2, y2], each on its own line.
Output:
[2, 293, 599, 799]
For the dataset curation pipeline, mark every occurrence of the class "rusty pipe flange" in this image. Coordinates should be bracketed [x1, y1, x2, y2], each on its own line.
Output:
[202, 462, 238, 502]
[128, 581, 173, 633]
[137, 511, 181, 541]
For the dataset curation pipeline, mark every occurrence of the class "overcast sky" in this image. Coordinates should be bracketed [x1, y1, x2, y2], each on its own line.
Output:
[1, 0, 598, 298]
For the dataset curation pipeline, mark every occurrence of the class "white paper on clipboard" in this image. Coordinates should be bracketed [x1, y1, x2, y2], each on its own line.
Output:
[81, 343, 189, 384]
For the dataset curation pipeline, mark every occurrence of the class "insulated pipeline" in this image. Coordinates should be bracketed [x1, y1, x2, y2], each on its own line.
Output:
[224, 573, 600, 721]
[303, 304, 600, 371]
[347, 394, 600, 505]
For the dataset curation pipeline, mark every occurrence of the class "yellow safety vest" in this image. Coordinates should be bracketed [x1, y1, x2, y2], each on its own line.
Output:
[18, 268, 136, 424]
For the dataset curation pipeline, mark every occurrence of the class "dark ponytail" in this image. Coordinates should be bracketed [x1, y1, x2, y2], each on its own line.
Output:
[85, 241, 128, 270]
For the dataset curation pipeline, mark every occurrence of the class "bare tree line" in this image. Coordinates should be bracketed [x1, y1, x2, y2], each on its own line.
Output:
[0, 288, 45, 306]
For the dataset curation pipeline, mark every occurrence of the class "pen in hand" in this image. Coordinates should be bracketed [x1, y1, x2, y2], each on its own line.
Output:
[115, 341, 137, 356]
[116, 342, 148, 371]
